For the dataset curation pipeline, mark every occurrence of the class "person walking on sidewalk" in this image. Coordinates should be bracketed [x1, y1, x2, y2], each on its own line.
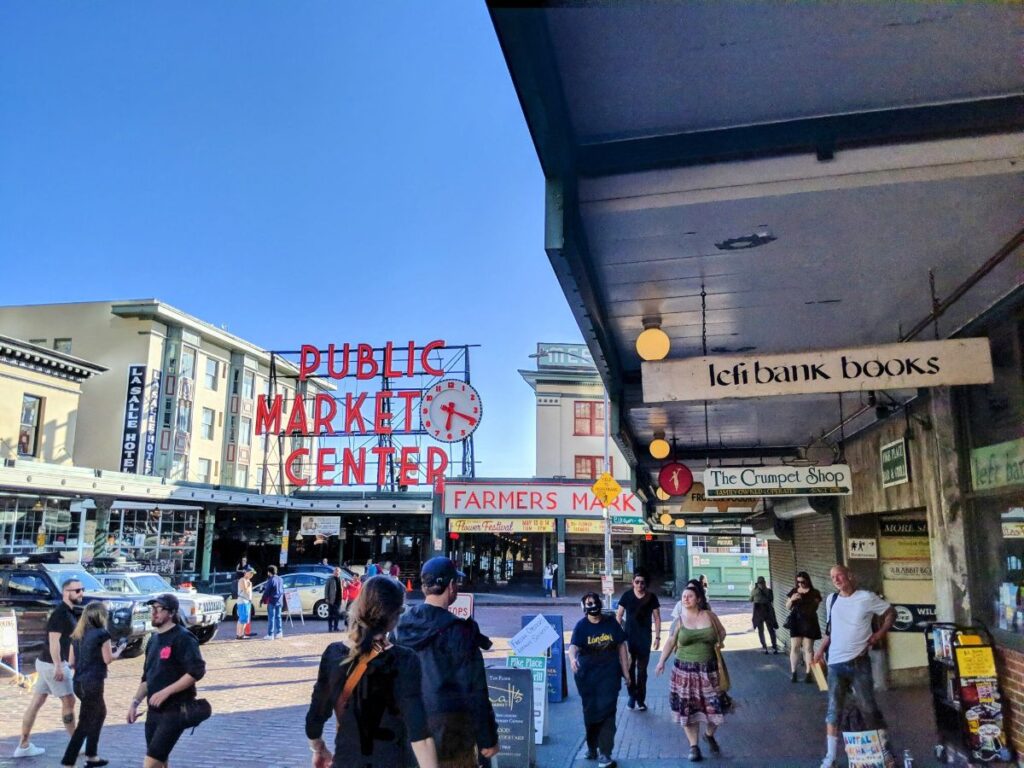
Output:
[61, 602, 124, 767]
[263, 565, 285, 639]
[750, 576, 779, 654]
[656, 582, 726, 763]
[236, 566, 254, 639]
[127, 593, 208, 768]
[784, 571, 822, 682]
[396, 557, 499, 768]
[14, 577, 83, 759]
[306, 576, 439, 768]
[569, 592, 630, 768]
[814, 565, 896, 768]
[324, 567, 343, 632]
[616, 567, 661, 711]
[543, 562, 555, 596]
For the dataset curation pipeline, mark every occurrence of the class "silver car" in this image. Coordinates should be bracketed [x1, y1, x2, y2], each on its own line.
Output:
[93, 571, 225, 644]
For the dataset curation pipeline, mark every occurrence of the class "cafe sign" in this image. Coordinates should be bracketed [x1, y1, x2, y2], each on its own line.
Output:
[642, 338, 993, 402]
[704, 465, 852, 498]
[880, 438, 909, 489]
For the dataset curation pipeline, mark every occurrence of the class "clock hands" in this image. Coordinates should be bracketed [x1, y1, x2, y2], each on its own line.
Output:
[440, 401, 478, 430]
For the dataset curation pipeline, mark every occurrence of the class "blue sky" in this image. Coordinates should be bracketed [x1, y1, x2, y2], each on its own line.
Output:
[0, 3, 584, 478]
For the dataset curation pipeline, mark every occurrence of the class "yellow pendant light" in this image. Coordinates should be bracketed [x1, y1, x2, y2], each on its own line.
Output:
[636, 318, 670, 361]
[659, 512, 672, 526]
[655, 486, 670, 501]
[674, 518, 686, 528]
[649, 431, 670, 459]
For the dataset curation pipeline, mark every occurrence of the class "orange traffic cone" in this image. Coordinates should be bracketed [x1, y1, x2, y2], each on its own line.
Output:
[406, 579, 413, 592]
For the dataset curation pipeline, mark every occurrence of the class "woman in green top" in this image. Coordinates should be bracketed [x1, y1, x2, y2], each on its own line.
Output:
[656, 583, 726, 762]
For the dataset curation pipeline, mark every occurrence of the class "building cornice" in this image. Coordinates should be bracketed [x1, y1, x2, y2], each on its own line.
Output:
[0, 335, 107, 383]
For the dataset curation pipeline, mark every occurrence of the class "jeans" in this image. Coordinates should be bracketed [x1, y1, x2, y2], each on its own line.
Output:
[62, 680, 106, 764]
[628, 645, 651, 705]
[826, 655, 885, 727]
[585, 714, 616, 757]
[756, 622, 778, 649]
[267, 603, 283, 636]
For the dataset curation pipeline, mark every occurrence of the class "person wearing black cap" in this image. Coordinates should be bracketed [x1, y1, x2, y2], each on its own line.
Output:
[395, 557, 499, 768]
[126, 594, 208, 768]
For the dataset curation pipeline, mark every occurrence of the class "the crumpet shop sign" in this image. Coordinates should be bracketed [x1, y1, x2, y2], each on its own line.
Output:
[704, 465, 852, 498]
[642, 338, 992, 402]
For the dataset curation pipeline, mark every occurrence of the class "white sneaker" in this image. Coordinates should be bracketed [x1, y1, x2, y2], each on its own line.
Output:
[274, 632, 283, 639]
[263, 634, 274, 640]
[13, 743, 45, 758]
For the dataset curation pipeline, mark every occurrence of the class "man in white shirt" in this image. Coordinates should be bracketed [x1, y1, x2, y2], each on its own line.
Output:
[813, 564, 895, 768]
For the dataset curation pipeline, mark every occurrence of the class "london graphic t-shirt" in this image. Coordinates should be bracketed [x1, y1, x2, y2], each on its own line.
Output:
[571, 614, 626, 669]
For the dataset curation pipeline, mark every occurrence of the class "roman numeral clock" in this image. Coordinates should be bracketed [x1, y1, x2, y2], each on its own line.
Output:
[421, 379, 483, 442]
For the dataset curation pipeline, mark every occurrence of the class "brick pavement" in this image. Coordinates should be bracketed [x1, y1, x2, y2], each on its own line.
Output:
[0, 602, 939, 767]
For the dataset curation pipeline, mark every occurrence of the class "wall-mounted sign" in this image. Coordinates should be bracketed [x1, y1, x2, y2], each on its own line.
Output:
[1002, 521, 1024, 539]
[879, 536, 930, 560]
[557, 541, 565, 554]
[444, 481, 639, 518]
[299, 516, 341, 537]
[880, 519, 928, 537]
[704, 465, 852, 498]
[881, 560, 933, 580]
[880, 438, 909, 489]
[449, 518, 555, 534]
[658, 463, 694, 497]
[848, 538, 878, 559]
[567, 517, 649, 535]
[890, 603, 936, 632]
[119, 365, 147, 473]
[642, 338, 993, 402]
[676, 483, 756, 514]
[971, 437, 1024, 492]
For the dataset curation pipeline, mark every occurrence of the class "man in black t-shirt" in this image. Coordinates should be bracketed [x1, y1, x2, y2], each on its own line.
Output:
[127, 593, 207, 768]
[14, 577, 83, 759]
[615, 567, 661, 712]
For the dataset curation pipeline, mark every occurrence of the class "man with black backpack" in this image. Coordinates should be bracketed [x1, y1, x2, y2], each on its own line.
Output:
[127, 593, 209, 768]
[813, 565, 896, 768]
[396, 557, 499, 767]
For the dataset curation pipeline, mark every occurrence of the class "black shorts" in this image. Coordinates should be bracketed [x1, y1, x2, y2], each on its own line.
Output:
[145, 707, 187, 763]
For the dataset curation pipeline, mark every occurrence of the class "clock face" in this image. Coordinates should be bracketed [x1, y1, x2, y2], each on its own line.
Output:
[421, 379, 483, 443]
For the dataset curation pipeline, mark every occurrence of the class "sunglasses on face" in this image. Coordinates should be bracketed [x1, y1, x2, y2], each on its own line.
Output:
[633, 579, 646, 585]
[64, 588, 84, 594]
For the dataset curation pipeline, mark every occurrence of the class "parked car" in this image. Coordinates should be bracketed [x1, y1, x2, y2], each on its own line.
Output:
[225, 571, 344, 620]
[0, 559, 151, 662]
[92, 571, 225, 644]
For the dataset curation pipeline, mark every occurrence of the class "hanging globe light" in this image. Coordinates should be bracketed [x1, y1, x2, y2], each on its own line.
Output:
[649, 432, 670, 459]
[636, 319, 670, 361]
[659, 512, 672, 526]
[655, 486, 670, 501]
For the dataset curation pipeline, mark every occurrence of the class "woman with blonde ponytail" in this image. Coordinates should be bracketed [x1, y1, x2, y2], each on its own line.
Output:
[62, 601, 123, 766]
[305, 576, 438, 768]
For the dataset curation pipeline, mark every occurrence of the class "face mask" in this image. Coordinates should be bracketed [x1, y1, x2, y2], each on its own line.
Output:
[584, 604, 602, 616]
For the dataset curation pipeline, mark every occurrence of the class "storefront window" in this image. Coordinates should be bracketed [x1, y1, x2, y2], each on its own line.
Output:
[0, 496, 78, 553]
[109, 506, 199, 577]
[962, 305, 1024, 638]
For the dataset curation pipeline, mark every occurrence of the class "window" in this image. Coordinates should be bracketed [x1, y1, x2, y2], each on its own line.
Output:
[28, 338, 46, 346]
[574, 401, 605, 436]
[8, 573, 52, 597]
[200, 408, 216, 440]
[574, 455, 610, 480]
[237, 466, 249, 487]
[176, 402, 193, 433]
[242, 370, 255, 400]
[204, 358, 219, 390]
[18, 395, 42, 457]
[53, 338, 72, 354]
[179, 346, 197, 380]
[239, 417, 252, 447]
[196, 458, 212, 483]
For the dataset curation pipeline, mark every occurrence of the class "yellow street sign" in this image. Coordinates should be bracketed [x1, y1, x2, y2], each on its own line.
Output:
[591, 472, 622, 507]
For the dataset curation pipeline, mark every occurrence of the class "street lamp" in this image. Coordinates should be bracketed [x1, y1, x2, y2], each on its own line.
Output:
[530, 349, 614, 607]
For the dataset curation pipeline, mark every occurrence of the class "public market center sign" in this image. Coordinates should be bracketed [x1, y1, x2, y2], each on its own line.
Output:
[642, 338, 992, 402]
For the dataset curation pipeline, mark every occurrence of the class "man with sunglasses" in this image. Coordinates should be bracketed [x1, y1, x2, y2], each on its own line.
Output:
[615, 567, 661, 711]
[13, 579, 84, 758]
[127, 593, 207, 768]
[397, 557, 499, 766]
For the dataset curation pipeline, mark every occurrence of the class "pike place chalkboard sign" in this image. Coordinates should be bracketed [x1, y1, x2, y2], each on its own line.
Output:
[487, 667, 534, 766]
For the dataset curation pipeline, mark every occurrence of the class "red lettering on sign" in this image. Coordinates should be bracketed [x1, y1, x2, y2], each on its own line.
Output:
[398, 446, 419, 485]
[426, 446, 448, 486]
[356, 344, 379, 380]
[285, 449, 309, 487]
[256, 395, 282, 434]
[453, 490, 466, 509]
[341, 448, 366, 485]
[572, 492, 590, 510]
[383, 342, 404, 379]
[313, 394, 337, 435]
[482, 491, 496, 508]
[397, 390, 417, 431]
[374, 391, 393, 435]
[421, 340, 446, 376]
[547, 492, 558, 509]
[285, 396, 308, 435]
[327, 344, 350, 378]
[316, 449, 336, 486]
[499, 491, 516, 508]
[529, 491, 542, 508]
[299, 345, 320, 381]
[406, 341, 416, 377]
[371, 446, 394, 486]
[344, 393, 367, 433]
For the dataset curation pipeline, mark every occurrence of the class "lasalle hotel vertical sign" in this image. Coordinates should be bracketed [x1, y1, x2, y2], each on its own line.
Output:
[120, 365, 162, 474]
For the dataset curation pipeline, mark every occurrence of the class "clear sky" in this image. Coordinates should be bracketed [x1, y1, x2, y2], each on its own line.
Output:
[0, 3, 584, 478]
